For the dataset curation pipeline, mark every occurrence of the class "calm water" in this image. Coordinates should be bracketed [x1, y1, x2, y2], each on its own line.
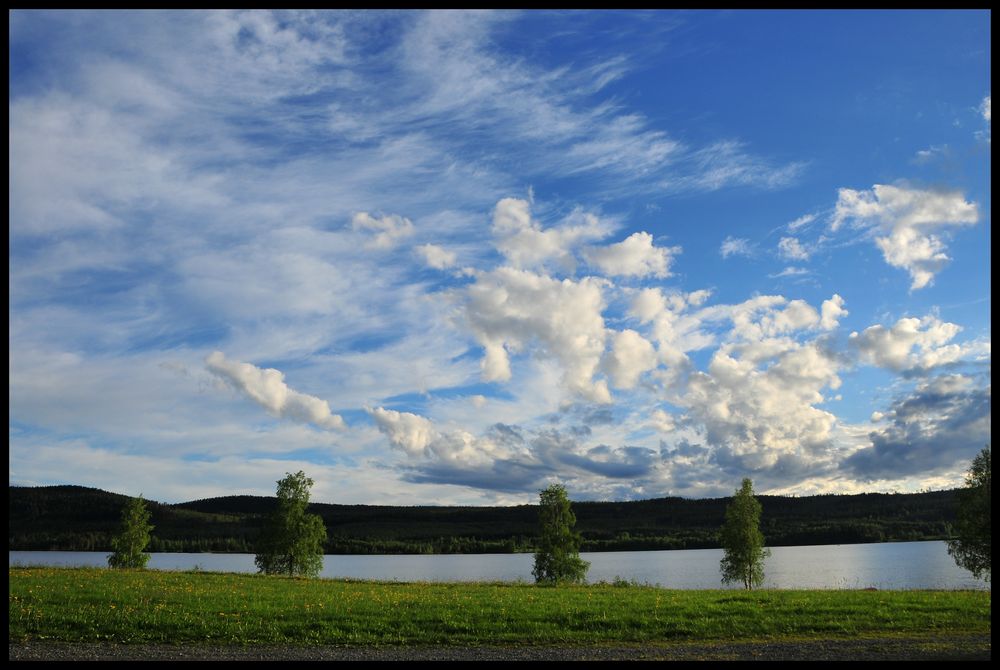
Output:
[8, 541, 988, 590]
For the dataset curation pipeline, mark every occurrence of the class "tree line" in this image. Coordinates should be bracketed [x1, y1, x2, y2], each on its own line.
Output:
[9, 485, 964, 555]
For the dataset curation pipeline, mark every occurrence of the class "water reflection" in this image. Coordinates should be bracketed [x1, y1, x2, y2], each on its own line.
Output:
[9, 541, 988, 590]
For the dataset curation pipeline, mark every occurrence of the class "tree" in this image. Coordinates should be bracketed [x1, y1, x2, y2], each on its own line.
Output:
[532, 483, 589, 585]
[255, 471, 327, 578]
[947, 446, 990, 582]
[107, 495, 154, 569]
[719, 478, 769, 590]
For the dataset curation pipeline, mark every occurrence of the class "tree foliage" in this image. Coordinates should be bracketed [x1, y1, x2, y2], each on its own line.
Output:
[10, 484, 967, 555]
[947, 446, 990, 582]
[255, 471, 327, 577]
[107, 496, 154, 569]
[532, 484, 589, 585]
[719, 478, 769, 590]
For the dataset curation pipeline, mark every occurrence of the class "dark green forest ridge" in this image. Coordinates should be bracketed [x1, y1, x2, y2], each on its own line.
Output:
[9, 485, 960, 555]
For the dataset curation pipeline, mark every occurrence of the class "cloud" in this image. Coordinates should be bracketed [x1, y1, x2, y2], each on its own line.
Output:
[786, 213, 816, 232]
[352, 212, 416, 249]
[371, 408, 662, 493]
[416, 243, 458, 269]
[603, 329, 659, 389]
[394, 12, 802, 197]
[697, 295, 824, 343]
[720, 236, 754, 258]
[912, 145, 948, 165]
[629, 287, 718, 365]
[368, 407, 438, 456]
[975, 95, 991, 142]
[769, 266, 810, 278]
[831, 184, 979, 289]
[777, 236, 810, 261]
[491, 198, 612, 272]
[677, 339, 842, 472]
[395, 11, 683, 187]
[205, 351, 345, 430]
[844, 375, 991, 479]
[669, 140, 806, 192]
[585, 231, 680, 278]
[464, 265, 611, 403]
[648, 409, 676, 433]
[630, 287, 670, 324]
[556, 443, 658, 479]
[645, 294, 853, 475]
[848, 315, 988, 373]
[9, 91, 227, 238]
[203, 10, 351, 100]
[819, 294, 848, 331]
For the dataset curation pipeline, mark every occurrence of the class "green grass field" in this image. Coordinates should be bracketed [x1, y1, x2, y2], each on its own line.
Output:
[8, 567, 991, 646]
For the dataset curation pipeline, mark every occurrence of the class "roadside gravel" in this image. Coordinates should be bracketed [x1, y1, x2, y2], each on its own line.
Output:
[9, 635, 991, 661]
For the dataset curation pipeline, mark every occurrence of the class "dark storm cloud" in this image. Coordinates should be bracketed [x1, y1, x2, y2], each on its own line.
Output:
[398, 426, 659, 491]
[557, 444, 658, 479]
[488, 422, 525, 446]
[844, 376, 991, 479]
[660, 439, 707, 459]
[400, 458, 547, 493]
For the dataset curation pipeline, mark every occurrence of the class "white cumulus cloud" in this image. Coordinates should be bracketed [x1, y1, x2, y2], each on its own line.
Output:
[678, 339, 842, 472]
[368, 407, 438, 456]
[492, 197, 611, 272]
[603, 329, 659, 389]
[849, 315, 988, 372]
[464, 266, 611, 403]
[205, 351, 345, 430]
[831, 184, 978, 289]
[820, 294, 848, 330]
[584, 231, 680, 278]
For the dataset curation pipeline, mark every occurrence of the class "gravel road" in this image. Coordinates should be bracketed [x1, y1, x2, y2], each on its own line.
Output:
[9, 635, 991, 661]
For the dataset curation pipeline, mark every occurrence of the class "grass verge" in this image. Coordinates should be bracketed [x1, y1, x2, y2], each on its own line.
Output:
[8, 567, 991, 646]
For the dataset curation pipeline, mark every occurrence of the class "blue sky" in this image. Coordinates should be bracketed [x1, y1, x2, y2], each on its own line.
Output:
[9, 10, 991, 505]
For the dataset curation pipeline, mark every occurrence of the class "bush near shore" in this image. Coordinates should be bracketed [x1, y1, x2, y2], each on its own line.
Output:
[8, 567, 990, 646]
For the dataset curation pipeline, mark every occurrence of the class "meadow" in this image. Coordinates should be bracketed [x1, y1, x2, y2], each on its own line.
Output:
[8, 567, 991, 647]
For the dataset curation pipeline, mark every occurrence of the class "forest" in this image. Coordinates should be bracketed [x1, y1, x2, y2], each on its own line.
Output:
[8, 485, 960, 555]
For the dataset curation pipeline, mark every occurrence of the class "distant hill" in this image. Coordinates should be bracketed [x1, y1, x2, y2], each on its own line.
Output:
[9, 485, 959, 555]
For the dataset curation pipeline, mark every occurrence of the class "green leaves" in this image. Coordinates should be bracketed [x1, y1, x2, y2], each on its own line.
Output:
[107, 496, 154, 570]
[255, 471, 327, 578]
[719, 478, 768, 590]
[947, 447, 990, 582]
[532, 484, 590, 585]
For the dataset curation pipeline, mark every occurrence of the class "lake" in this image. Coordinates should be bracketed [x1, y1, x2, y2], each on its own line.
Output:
[8, 541, 988, 590]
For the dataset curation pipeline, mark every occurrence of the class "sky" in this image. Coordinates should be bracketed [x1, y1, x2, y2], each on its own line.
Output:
[9, 10, 991, 506]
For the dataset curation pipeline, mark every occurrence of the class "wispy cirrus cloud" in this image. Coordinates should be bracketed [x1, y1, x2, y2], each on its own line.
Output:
[720, 236, 755, 259]
[664, 141, 806, 193]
